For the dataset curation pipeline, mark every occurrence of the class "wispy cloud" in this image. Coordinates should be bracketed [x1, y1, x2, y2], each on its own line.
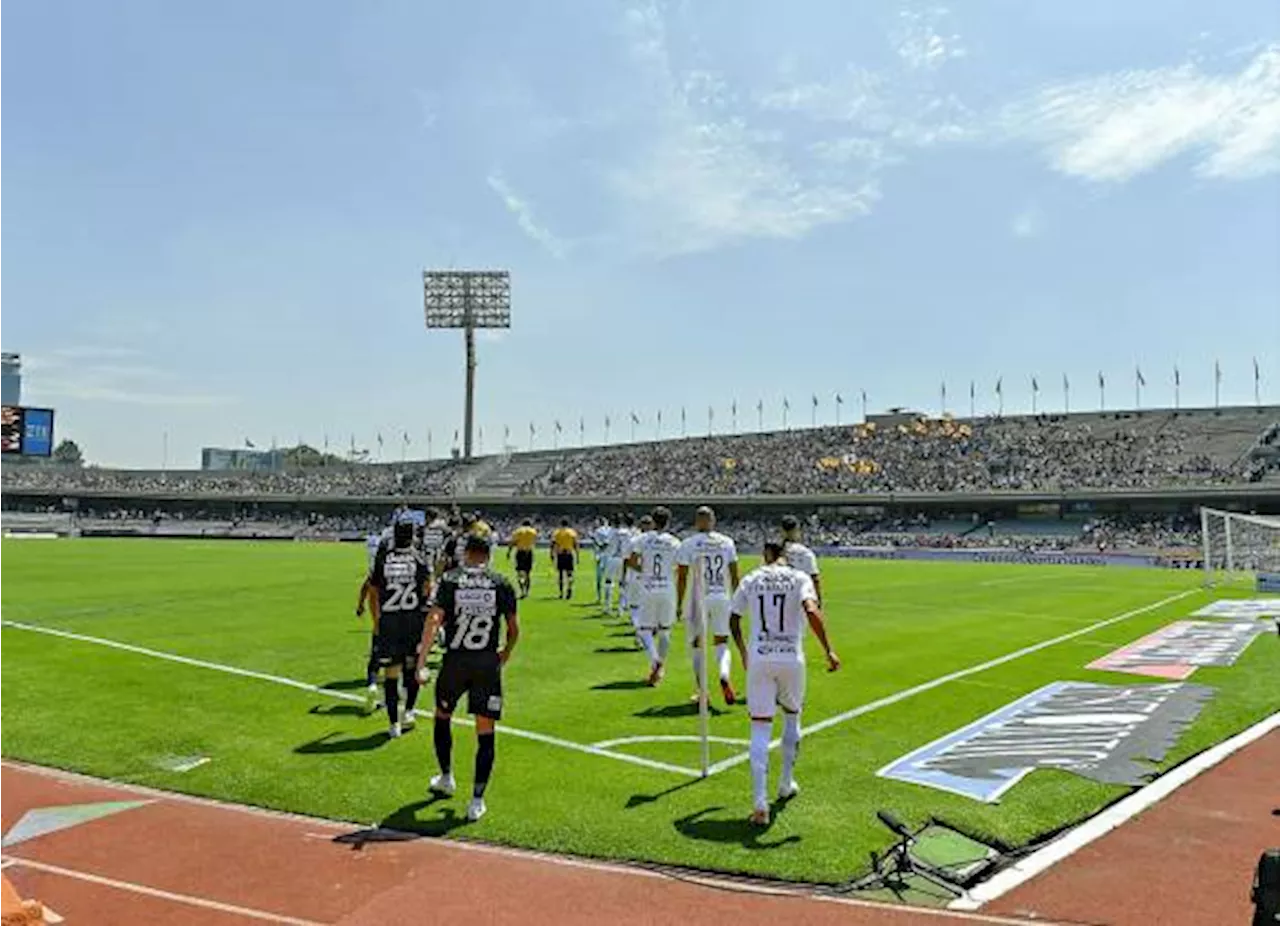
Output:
[486, 171, 569, 258]
[893, 7, 967, 73]
[1004, 42, 1280, 182]
[24, 347, 236, 407]
[606, 2, 883, 256]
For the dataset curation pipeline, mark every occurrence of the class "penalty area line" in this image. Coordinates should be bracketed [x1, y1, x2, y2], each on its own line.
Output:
[0, 619, 700, 779]
[705, 587, 1200, 776]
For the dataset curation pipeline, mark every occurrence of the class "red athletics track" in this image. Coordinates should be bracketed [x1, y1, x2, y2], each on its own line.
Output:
[3, 742, 1275, 926]
[0, 762, 1060, 926]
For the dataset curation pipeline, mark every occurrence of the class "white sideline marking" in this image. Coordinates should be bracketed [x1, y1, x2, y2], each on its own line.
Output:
[950, 709, 1280, 911]
[1, 762, 1077, 926]
[0, 856, 325, 926]
[705, 588, 1199, 776]
[0, 620, 700, 779]
[592, 735, 750, 749]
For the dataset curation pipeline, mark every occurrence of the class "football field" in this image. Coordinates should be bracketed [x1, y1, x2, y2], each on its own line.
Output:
[2, 538, 1276, 887]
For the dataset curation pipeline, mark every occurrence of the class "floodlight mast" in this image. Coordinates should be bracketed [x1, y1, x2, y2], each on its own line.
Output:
[423, 270, 511, 460]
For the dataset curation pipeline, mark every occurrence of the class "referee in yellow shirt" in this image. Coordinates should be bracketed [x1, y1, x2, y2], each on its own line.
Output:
[550, 518, 580, 600]
[507, 519, 538, 599]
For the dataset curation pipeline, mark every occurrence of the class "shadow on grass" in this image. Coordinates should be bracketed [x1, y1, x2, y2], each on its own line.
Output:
[319, 678, 369, 691]
[673, 803, 801, 851]
[294, 730, 389, 755]
[591, 679, 650, 691]
[593, 646, 640, 654]
[634, 702, 728, 719]
[308, 704, 371, 718]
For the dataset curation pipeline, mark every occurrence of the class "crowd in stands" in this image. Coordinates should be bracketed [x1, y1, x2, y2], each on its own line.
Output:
[524, 415, 1258, 496]
[0, 462, 456, 497]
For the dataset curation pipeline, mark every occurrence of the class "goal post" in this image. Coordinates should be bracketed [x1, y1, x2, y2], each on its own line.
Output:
[1199, 507, 1280, 589]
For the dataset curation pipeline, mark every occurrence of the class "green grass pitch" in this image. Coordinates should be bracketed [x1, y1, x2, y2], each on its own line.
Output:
[2, 539, 1277, 885]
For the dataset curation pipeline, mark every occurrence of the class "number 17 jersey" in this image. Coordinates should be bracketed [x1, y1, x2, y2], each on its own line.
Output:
[432, 566, 517, 658]
[730, 563, 817, 664]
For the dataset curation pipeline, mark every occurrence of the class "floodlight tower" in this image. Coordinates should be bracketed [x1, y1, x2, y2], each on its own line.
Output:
[423, 270, 511, 460]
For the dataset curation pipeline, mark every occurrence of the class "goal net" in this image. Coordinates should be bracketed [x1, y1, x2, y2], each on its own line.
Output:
[1199, 507, 1280, 588]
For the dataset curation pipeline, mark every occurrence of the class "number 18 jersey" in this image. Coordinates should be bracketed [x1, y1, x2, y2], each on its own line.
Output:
[730, 563, 817, 664]
[432, 566, 517, 658]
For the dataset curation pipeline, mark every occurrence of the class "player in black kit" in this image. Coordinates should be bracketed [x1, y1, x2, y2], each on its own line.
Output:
[418, 533, 520, 822]
[367, 521, 433, 738]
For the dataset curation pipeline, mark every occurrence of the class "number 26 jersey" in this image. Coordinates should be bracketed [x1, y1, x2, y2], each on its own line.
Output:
[432, 566, 517, 658]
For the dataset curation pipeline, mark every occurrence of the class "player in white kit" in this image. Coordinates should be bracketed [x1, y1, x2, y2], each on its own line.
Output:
[591, 517, 614, 605]
[675, 506, 741, 705]
[622, 514, 651, 648]
[780, 514, 822, 604]
[605, 513, 634, 615]
[627, 507, 681, 685]
[731, 541, 840, 826]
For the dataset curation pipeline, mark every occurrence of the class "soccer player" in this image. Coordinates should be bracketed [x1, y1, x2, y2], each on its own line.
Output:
[357, 516, 403, 709]
[591, 517, 614, 605]
[676, 506, 741, 705]
[419, 534, 520, 822]
[780, 514, 822, 605]
[367, 520, 434, 738]
[628, 507, 681, 685]
[604, 513, 632, 615]
[730, 541, 840, 826]
[550, 518, 580, 600]
[420, 508, 450, 578]
[507, 518, 538, 598]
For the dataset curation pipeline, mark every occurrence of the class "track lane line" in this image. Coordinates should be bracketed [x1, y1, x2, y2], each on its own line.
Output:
[1, 856, 327, 925]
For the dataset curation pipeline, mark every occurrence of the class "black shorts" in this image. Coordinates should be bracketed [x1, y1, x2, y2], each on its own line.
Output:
[374, 616, 425, 669]
[435, 652, 503, 720]
[556, 552, 575, 574]
[515, 549, 534, 573]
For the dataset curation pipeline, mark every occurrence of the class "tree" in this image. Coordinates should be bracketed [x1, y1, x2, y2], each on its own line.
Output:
[52, 439, 84, 466]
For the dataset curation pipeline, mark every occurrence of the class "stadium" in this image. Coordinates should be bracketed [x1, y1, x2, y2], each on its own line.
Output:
[3, 394, 1279, 924]
[4, 3, 1280, 924]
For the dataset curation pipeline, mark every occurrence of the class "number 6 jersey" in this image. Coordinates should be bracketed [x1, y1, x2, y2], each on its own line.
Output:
[432, 566, 518, 658]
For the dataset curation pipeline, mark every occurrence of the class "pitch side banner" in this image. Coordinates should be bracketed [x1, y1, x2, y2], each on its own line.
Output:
[1192, 598, 1280, 619]
[815, 546, 1158, 568]
[878, 682, 1213, 802]
[1087, 621, 1266, 680]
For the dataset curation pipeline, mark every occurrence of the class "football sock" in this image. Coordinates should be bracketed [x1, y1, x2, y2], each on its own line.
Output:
[657, 630, 672, 663]
[638, 629, 658, 664]
[716, 643, 732, 681]
[434, 717, 453, 775]
[781, 713, 802, 785]
[383, 678, 400, 726]
[474, 732, 496, 798]
[404, 674, 420, 712]
[366, 638, 379, 686]
[750, 720, 772, 811]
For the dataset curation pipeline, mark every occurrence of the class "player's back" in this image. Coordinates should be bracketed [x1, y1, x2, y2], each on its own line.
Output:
[636, 531, 681, 593]
[678, 530, 738, 595]
[512, 525, 537, 550]
[733, 563, 814, 663]
[552, 526, 577, 552]
[435, 566, 516, 658]
[373, 547, 430, 632]
[593, 525, 613, 553]
[420, 521, 448, 567]
[783, 540, 819, 577]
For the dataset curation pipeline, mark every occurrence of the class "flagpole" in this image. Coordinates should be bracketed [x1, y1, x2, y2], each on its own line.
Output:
[1174, 368, 1180, 411]
[757, 400, 763, 430]
[1254, 358, 1261, 407]
[860, 390, 867, 422]
[1214, 361, 1221, 409]
[968, 382, 975, 420]
[1063, 374, 1070, 415]
[1031, 379, 1037, 416]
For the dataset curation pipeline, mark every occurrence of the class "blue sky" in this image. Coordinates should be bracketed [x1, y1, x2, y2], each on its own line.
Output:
[3, 0, 1278, 467]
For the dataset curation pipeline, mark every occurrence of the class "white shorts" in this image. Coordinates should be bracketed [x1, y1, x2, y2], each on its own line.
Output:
[638, 590, 677, 630]
[604, 557, 624, 581]
[746, 661, 806, 719]
[684, 596, 732, 638]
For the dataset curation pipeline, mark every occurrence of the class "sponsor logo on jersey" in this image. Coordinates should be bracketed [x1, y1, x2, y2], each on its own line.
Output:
[1087, 620, 1266, 679]
[878, 681, 1214, 802]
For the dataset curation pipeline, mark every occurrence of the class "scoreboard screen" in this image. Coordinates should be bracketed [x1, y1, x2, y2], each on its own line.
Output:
[1, 406, 55, 457]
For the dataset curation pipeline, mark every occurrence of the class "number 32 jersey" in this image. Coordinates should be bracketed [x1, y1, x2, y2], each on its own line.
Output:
[731, 564, 817, 664]
[432, 566, 517, 658]
[675, 531, 738, 598]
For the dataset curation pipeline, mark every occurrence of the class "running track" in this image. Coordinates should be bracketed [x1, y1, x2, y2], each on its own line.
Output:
[3, 734, 1276, 925]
